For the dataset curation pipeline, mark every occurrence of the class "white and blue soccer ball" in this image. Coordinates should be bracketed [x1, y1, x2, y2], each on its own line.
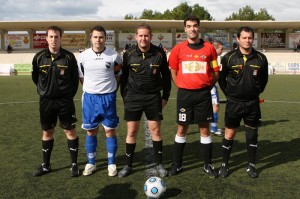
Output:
[144, 176, 166, 199]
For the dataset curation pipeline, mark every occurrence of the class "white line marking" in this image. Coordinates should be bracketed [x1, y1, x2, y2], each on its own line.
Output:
[144, 116, 156, 178]
[263, 100, 300, 104]
[0, 100, 39, 105]
[1, 98, 300, 105]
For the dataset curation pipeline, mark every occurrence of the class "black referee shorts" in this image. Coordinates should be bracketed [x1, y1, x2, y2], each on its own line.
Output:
[39, 97, 77, 130]
[123, 92, 163, 121]
[177, 88, 213, 125]
[225, 97, 261, 128]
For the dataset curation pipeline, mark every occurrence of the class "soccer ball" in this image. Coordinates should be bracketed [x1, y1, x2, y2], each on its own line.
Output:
[144, 176, 166, 199]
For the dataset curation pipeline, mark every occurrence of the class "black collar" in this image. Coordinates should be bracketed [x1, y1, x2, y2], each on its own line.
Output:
[187, 39, 204, 50]
[135, 43, 155, 57]
[236, 47, 257, 59]
[45, 48, 62, 58]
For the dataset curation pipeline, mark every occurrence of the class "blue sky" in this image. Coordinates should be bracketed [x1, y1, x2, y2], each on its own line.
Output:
[0, 0, 299, 21]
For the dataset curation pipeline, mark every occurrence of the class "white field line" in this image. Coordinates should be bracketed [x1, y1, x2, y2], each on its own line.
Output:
[1, 98, 300, 105]
[144, 116, 157, 178]
[0, 100, 39, 105]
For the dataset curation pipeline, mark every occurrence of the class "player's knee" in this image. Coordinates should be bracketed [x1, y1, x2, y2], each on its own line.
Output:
[87, 128, 98, 136]
[201, 129, 210, 137]
[224, 128, 236, 140]
[151, 131, 162, 140]
[127, 131, 138, 139]
[64, 128, 77, 138]
[245, 126, 258, 141]
[105, 129, 116, 137]
[213, 104, 219, 112]
[60, 122, 76, 130]
[176, 130, 187, 137]
[42, 129, 55, 139]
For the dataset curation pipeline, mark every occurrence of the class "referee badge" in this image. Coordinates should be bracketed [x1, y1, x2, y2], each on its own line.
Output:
[150, 64, 159, 75]
[60, 68, 65, 75]
[153, 69, 157, 74]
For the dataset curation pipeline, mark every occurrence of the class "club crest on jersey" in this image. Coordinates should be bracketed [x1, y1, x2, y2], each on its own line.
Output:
[180, 108, 186, 112]
[200, 55, 206, 59]
[106, 62, 112, 69]
[60, 68, 65, 75]
[150, 64, 159, 75]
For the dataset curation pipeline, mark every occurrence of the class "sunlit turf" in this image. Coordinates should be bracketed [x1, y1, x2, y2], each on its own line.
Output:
[0, 75, 299, 198]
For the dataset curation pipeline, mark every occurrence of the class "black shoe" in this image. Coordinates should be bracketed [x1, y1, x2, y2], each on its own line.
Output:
[168, 164, 183, 176]
[156, 164, 168, 177]
[246, 163, 258, 178]
[33, 163, 51, 177]
[203, 164, 218, 178]
[118, 166, 132, 178]
[219, 163, 229, 178]
[70, 163, 79, 177]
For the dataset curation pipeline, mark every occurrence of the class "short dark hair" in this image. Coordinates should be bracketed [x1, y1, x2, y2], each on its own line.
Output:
[135, 23, 152, 34]
[90, 25, 107, 37]
[46, 26, 63, 37]
[184, 15, 200, 26]
[237, 26, 254, 39]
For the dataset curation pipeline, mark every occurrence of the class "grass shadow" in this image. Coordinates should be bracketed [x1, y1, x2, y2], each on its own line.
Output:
[95, 183, 138, 199]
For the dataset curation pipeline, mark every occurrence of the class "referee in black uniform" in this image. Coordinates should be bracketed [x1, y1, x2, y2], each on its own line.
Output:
[118, 23, 171, 178]
[218, 26, 268, 178]
[32, 26, 80, 177]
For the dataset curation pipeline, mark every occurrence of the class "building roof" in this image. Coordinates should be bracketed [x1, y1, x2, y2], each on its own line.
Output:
[0, 20, 299, 32]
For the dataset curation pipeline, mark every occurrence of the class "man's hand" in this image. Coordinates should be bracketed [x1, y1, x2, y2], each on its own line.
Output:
[162, 99, 168, 109]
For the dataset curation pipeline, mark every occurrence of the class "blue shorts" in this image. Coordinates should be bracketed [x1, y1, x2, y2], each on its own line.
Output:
[81, 92, 119, 130]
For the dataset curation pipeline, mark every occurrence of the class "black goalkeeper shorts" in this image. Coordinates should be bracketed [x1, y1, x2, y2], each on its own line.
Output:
[176, 88, 213, 125]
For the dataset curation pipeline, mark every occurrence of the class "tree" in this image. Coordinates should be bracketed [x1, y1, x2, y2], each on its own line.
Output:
[124, 2, 213, 20]
[171, 2, 192, 20]
[161, 9, 173, 20]
[140, 9, 154, 19]
[255, 8, 275, 20]
[124, 14, 134, 20]
[192, 4, 214, 20]
[226, 5, 255, 20]
[226, 5, 275, 21]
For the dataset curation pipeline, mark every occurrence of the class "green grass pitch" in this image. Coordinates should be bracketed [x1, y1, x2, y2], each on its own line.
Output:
[0, 75, 299, 198]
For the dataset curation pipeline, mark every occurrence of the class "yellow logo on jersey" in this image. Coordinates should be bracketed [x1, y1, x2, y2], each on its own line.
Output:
[130, 63, 140, 72]
[132, 68, 138, 72]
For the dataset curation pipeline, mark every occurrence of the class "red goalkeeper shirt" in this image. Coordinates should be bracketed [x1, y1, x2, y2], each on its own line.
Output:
[169, 40, 219, 89]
